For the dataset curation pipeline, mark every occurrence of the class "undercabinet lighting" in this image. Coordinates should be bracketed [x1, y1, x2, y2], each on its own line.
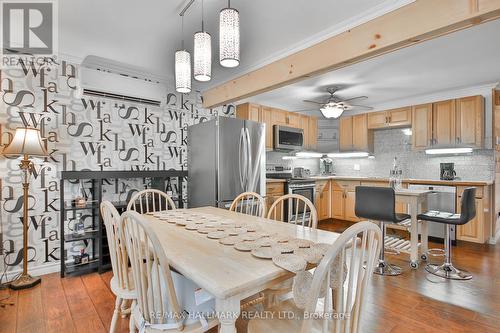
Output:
[327, 152, 370, 158]
[368, 155, 375, 159]
[425, 148, 473, 155]
[282, 156, 298, 160]
[402, 128, 412, 136]
[295, 152, 324, 158]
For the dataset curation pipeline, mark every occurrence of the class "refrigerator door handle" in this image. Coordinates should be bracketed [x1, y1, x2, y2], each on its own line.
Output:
[238, 128, 246, 191]
[245, 127, 252, 192]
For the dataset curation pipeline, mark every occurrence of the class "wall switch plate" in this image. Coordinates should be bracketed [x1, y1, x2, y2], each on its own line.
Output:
[353, 164, 360, 171]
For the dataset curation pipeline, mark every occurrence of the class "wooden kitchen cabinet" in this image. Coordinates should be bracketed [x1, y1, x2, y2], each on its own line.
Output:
[315, 180, 331, 221]
[308, 116, 318, 150]
[412, 103, 433, 150]
[367, 107, 411, 129]
[266, 182, 285, 221]
[432, 99, 456, 147]
[331, 181, 360, 222]
[352, 114, 371, 151]
[271, 108, 288, 126]
[237, 102, 319, 151]
[261, 106, 273, 149]
[287, 113, 301, 128]
[236, 103, 261, 122]
[339, 115, 372, 152]
[457, 197, 484, 243]
[455, 95, 484, 147]
[339, 117, 353, 151]
[456, 185, 488, 244]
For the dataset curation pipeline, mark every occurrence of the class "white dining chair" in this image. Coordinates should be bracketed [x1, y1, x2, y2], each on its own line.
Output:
[248, 221, 382, 333]
[229, 191, 266, 217]
[101, 201, 136, 333]
[267, 193, 318, 229]
[121, 211, 218, 333]
[264, 194, 318, 307]
[126, 189, 176, 214]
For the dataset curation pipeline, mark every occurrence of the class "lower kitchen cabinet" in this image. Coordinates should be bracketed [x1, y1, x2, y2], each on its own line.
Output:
[315, 180, 331, 221]
[456, 185, 488, 244]
[266, 182, 285, 220]
[331, 181, 361, 222]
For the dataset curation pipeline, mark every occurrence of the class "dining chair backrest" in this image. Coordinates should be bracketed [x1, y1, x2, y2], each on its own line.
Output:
[101, 201, 132, 291]
[229, 192, 266, 217]
[301, 221, 382, 333]
[267, 193, 318, 229]
[126, 189, 176, 214]
[121, 211, 184, 329]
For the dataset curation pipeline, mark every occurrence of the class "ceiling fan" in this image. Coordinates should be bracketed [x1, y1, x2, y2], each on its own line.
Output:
[302, 87, 373, 119]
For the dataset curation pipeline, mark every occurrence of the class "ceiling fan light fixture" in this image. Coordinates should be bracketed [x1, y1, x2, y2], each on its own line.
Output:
[320, 105, 344, 118]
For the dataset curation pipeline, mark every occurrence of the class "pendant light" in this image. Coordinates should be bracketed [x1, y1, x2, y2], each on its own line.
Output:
[175, 15, 191, 93]
[194, 0, 211, 82]
[219, 0, 240, 68]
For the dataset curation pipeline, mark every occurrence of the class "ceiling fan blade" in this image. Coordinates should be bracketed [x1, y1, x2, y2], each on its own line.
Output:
[347, 104, 374, 110]
[341, 96, 368, 102]
[303, 100, 324, 105]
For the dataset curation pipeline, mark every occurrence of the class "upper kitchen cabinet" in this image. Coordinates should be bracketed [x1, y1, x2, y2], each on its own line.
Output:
[308, 116, 318, 150]
[411, 95, 484, 149]
[432, 99, 456, 147]
[339, 114, 373, 152]
[367, 107, 411, 129]
[455, 95, 484, 147]
[411, 103, 433, 149]
[236, 103, 261, 122]
[236, 102, 319, 150]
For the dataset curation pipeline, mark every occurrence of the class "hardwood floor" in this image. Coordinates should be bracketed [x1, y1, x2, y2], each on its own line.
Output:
[0, 219, 499, 333]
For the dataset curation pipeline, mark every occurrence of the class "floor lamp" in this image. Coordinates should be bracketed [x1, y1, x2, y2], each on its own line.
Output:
[2, 127, 48, 290]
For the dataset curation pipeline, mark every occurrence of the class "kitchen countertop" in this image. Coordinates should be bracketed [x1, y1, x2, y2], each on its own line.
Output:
[266, 178, 287, 183]
[304, 175, 493, 186]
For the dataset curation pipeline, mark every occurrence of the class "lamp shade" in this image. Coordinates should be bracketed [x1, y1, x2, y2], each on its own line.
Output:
[194, 31, 212, 82]
[2, 127, 48, 157]
[175, 49, 192, 93]
[320, 105, 344, 119]
[219, 7, 240, 68]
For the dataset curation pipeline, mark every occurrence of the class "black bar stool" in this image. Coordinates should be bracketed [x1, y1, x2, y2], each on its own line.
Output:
[355, 186, 411, 276]
[417, 187, 476, 280]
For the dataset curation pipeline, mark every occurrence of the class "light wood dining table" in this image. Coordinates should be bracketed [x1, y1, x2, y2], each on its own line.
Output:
[144, 206, 341, 333]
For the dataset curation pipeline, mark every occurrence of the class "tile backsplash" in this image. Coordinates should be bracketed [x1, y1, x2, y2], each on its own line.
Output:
[333, 128, 494, 181]
[267, 128, 494, 182]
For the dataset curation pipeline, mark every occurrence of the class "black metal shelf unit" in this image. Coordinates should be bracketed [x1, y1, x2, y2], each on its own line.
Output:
[59, 170, 187, 277]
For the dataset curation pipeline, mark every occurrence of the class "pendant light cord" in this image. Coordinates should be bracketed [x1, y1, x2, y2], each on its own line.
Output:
[201, 0, 204, 31]
[181, 15, 184, 49]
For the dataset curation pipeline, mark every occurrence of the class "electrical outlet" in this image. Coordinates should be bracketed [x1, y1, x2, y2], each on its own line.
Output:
[353, 164, 360, 171]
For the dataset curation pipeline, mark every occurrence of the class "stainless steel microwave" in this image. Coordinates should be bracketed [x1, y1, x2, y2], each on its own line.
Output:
[273, 125, 304, 151]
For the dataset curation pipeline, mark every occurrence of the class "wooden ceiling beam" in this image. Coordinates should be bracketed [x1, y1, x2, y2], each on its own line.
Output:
[202, 0, 500, 108]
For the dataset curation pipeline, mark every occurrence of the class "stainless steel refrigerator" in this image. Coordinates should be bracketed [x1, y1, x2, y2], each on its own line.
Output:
[187, 117, 266, 208]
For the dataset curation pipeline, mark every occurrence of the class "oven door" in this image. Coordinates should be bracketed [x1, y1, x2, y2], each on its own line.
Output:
[287, 185, 315, 222]
[274, 125, 304, 151]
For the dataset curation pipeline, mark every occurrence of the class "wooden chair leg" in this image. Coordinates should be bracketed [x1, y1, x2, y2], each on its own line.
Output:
[129, 301, 136, 333]
[121, 299, 129, 318]
[110, 297, 122, 333]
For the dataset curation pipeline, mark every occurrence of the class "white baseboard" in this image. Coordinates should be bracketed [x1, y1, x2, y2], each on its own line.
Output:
[2, 262, 60, 283]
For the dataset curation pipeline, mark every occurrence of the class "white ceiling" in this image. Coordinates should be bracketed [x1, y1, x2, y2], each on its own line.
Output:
[246, 19, 500, 116]
[58, 0, 412, 86]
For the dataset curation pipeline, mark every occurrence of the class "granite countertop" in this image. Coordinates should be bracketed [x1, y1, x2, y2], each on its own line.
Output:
[306, 175, 494, 186]
[266, 178, 287, 183]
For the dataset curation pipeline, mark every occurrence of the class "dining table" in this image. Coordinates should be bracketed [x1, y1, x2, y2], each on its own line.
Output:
[144, 206, 342, 333]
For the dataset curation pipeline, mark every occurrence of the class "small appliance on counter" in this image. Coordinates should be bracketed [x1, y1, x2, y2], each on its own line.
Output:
[320, 157, 334, 175]
[440, 163, 457, 180]
[293, 167, 311, 179]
